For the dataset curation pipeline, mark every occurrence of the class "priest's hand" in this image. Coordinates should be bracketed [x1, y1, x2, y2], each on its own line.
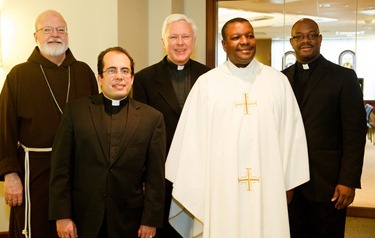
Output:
[138, 225, 156, 238]
[4, 172, 23, 207]
[286, 189, 294, 204]
[56, 218, 78, 238]
[331, 184, 355, 209]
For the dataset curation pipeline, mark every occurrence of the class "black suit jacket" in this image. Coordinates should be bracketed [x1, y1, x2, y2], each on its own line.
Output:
[282, 55, 367, 202]
[49, 94, 166, 237]
[133, 56, 210, 150]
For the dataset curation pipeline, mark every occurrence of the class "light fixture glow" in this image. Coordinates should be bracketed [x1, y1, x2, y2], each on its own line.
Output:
[360, 9, 375, 16]
[319, 4, 331, 8]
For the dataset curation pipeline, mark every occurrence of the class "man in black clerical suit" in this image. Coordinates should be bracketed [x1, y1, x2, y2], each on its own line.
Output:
[49, 47, 166, 238]
[282, 18, 367, 238]
[133, 14, 210, 238]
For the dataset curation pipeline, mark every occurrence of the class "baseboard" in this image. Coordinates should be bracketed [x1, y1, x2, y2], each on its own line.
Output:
[0, 231, 8, 238]
[347, 206, 375, 218]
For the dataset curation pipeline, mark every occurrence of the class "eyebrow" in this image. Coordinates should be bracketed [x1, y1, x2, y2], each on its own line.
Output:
[106, 66, 130, 69]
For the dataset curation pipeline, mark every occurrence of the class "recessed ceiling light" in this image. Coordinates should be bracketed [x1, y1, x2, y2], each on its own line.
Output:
[319, 4, 331, 8]
[335, 31, 365, 36]
[248, 16, 273, 22]
[360, 9, 375, 16]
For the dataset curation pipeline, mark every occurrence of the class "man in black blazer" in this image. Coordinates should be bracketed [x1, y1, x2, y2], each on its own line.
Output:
[49, 47, 166, 238]
[282, 18, 367, 238]
[133, 14, 210, 238]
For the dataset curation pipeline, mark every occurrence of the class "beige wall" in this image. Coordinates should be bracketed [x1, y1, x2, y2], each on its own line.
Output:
[184, 0, 206, 65]
[0, 185, 7, 232]
[118, 0, 208, 72]
[0, 0, 118, 88]
[255, 39, 272, 66]
[0, 0, 206, 232]
[118, 1, 149, 72]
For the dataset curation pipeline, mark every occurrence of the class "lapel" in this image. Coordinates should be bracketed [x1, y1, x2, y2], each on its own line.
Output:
[284, 64, 296, 86]
[89, 94, 110, 163]
[155, 57, 182, 115]
[301, 56, 329, 107]
[113, 99, 140, 165]
[89, 95, 141, 166]
[189, 60, 202, 86]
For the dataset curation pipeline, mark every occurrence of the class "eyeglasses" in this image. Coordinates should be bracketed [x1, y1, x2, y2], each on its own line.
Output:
[37, 26, 68, 35]
[291, 33, 320, 41]
[103, 67, 132, 76]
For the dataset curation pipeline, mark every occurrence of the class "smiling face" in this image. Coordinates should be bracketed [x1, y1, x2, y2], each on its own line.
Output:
[221, 21, 256, 67]
[98, 51, 134, 100]
[34, 10, 69, 57]
[290, 19, 322, 64]
[162, 19, 195, 66]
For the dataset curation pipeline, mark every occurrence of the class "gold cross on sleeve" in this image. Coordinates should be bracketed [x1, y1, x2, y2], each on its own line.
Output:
[238, 168, 260, 191]
[235, 93, 257, 114]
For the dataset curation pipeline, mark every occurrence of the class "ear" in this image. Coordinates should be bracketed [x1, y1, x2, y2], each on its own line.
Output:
[34, 32, 38, 43]
[221, 40, 227, 52]
[161, 37, 166, 49]
[97, 74, 103, 87]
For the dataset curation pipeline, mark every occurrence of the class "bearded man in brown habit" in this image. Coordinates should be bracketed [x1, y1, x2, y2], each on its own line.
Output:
[0, 9, 98, 238]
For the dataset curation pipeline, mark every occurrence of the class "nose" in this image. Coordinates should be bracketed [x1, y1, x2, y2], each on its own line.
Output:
[50, 28, 59, 37]
[115, 71, 125, 78]
[239, 35, 249, 44]
[176, 36, 184, 45]
[51, 28, 59, 37]
[301, 35, 310, 42]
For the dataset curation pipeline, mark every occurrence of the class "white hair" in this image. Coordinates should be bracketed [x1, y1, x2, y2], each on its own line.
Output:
[161, 14, 198, 40]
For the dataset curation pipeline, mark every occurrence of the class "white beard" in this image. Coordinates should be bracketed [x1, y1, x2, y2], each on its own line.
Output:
[38, 38, 68, 57]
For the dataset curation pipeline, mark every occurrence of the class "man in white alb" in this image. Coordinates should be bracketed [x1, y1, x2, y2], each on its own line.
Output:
[165, 17, 310, 237]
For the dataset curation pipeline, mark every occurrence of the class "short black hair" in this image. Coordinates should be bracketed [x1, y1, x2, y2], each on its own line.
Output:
[97, 46, 135, 77]
[221, 17, 251, 40]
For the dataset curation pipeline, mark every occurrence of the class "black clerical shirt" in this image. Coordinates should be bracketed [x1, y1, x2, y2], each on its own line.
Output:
[103, 95, 129, 162]
[293, 56, 320, 106]
[166, 58, 191, 108]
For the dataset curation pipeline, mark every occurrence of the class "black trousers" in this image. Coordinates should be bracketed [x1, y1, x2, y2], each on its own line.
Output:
[288, 187, 347, 238]
[98, 215, 108, 238]
[157, 179, 182, 238]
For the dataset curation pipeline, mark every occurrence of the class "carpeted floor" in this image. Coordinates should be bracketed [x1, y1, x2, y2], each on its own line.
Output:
[345, 138, 375, 237]
[351, 138, 375, 208]
[345, 216, 375, 238]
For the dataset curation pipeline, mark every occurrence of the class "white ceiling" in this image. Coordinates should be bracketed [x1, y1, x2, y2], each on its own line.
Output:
[218, 0, 375, 39]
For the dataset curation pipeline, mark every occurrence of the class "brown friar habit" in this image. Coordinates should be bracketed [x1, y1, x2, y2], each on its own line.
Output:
[0, 46, 98, 238]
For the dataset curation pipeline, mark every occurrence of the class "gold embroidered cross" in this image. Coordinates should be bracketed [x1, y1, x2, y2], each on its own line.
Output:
[238, 168, 260, 191]
[235, 93, 257, 114]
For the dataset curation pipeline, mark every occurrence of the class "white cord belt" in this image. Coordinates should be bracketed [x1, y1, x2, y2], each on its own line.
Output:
[19, 143, 52, 238]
